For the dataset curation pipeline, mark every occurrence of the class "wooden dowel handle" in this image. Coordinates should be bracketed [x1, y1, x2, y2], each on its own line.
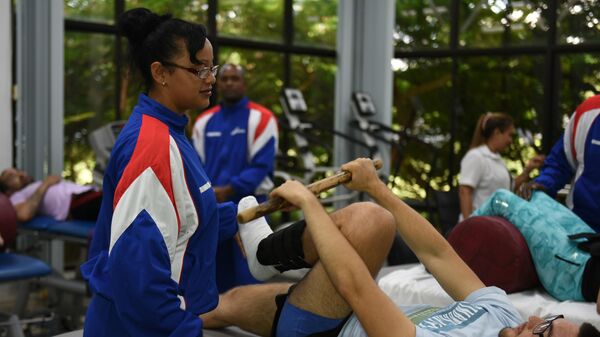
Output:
[237, 159, 382, 224]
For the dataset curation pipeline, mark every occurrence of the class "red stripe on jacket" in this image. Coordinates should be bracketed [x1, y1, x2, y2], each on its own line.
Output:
[249, 102, 275, 142]
[113, 114, 181, 231]
[571, 95, 600, 159]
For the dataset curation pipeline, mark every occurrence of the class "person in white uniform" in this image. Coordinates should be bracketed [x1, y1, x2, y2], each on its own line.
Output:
[459, 112, 544, 220]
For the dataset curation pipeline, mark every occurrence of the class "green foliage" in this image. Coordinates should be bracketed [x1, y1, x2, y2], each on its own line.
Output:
[393, 0, 600, 201]
[294, 0, 338, 47]
[560, 53, 600, 121]
[125, 0, 208, 24]
[557, 0, 600, 44]
[289, 55, 336, 171]
[63, 0, 600, 205]
[217, 0, 284, 42]
[395, 0, 451, 50]
[458, 0, 548, 48]
[64, 32, 116, 184]
[65, 0, 115, 23]
[64, 0, 338, 185]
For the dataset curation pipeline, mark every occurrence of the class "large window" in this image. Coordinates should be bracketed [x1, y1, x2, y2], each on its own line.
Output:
[65, 1, 600, 201]
[559, 52, 600, 126]
[394, 0, 600, 200]
[217, 0, 283, 42]
[64, 32, 116, 183]
[125, 0, 208, 23]
[65, 0, 115, 24]
[395, 1, 450, 51]
[391, 58, 452, 198]
[293, 0, 337, 48]
[459, 0, 548, 47]
[558, 0, 600, 45]
[64, 0, 337, 183]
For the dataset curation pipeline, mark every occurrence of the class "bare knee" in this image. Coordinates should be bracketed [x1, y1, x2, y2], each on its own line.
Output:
[302, 202, 395, 265]
[336, 202, 396, 243]
[201, 288, 243, 327]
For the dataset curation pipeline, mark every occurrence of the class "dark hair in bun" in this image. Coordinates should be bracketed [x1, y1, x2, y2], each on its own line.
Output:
[119, 7, 208, 90]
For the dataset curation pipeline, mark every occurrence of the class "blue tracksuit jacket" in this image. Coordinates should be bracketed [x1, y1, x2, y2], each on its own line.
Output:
[192, 96, 278, 292]
[192, 96, 278, 204]
[535, 95, 600, 232]
[81, 94, 236, 336]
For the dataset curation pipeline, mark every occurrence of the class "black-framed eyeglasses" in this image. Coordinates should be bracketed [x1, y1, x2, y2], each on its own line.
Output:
[162, 61, 219, 80]
[532, 314, 564, 337]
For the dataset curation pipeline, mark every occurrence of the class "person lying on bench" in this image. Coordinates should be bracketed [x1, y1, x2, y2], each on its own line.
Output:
[0, 168, 101, 222]
[202, 158, 600, 337]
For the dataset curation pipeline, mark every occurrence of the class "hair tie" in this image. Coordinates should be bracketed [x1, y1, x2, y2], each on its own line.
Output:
[482, 113, 493, 131]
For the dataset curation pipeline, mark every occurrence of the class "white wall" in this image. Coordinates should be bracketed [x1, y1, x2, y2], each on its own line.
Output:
[0, 0, 13, 169]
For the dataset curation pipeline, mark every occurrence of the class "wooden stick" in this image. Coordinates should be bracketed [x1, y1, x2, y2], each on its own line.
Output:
[237, 159, 382, 224]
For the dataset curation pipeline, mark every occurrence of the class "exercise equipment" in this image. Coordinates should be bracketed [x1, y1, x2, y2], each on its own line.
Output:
[238, 159, 382, 224]
[350, 92, 447, 189]
[279, 89, 377, 184]
[88, 121, 126, 186]
[350, 92, 400, 159]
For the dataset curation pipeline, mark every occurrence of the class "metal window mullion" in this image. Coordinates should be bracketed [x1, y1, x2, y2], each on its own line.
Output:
[448, 0, 460, 182]
[283, 0, 293, 87]
[0, 0, 13, 169]
[16, 0, 64, 178]
[115, 0, 124, 120]
[542, 0, 559, 152]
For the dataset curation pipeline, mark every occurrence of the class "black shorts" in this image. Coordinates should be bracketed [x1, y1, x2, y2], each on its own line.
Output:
[582, 255, 600, 302]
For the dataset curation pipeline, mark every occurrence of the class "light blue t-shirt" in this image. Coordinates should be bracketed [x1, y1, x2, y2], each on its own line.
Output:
[339, 287, 522, 337]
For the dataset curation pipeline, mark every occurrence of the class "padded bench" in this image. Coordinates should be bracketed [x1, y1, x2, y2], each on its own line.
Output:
[19, 216, 94, 244]
[0, 253, 51, 282]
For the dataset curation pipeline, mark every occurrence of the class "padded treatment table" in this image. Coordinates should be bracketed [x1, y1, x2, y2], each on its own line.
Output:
[18, 216, 95, 293]
[19, 216, 95, 272]
[379, 264, 600, 328]
[0, 253, 51, 282]
[20, 216, 94, 244]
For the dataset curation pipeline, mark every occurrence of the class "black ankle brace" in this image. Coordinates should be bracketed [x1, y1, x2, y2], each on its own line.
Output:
[256, 220, 310, 272]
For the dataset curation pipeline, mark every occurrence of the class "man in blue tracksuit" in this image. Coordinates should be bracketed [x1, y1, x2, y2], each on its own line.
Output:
[520, 94, 600, 232]
[192, 63, 278, 292]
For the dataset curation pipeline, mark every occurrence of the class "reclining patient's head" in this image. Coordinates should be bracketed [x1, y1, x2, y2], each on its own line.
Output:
[0, 168, 33, 195]
[498, 315, 599, 337]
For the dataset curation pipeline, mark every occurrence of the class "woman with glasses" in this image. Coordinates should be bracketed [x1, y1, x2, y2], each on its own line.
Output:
[81, 8, 231, 336]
